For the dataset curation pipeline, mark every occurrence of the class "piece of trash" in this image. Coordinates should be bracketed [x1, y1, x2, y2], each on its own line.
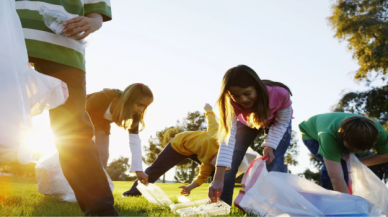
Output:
[170, 198, 231, 217]
[136, 183, 174, 206]
[178, 196, 191, 203]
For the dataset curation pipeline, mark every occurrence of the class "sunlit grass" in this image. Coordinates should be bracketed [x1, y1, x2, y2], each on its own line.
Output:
[0, 176, 246, 216]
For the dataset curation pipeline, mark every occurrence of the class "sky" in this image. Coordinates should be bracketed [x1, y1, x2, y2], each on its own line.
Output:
[31, 0, 377, 181]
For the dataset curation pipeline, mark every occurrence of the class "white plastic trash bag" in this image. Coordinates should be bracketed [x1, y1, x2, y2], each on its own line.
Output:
[234, 157, 382, 216]
[136, 182, 174, 206]
[35, 151, 114, 202]
[0, 0, 68, 165]
[346, 153, 388, 215]
[236, 147, 259, 178]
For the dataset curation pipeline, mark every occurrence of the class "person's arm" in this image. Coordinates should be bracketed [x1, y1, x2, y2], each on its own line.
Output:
[62, 13, 103, 40]
[262, 106, 292, 164]
[94, 128, 110, 169]
[323, 157, 349, 194]
[360, 152, 388, 167]
[128, 133, 148, 184]
[204, 104, 219, 135]
[208, 118, 237, 202]
[179, 182, 200, 196]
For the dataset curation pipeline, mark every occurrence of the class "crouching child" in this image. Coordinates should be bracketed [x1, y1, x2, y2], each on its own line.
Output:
[299, 112, 388, 194]
[123, 103, 219, 196]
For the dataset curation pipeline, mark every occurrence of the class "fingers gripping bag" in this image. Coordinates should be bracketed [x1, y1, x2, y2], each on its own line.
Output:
[0, 0, 68, 165]
[35, 150, 114, 202]
[346, 153, 388, 215]
[234, 157, 382, 217]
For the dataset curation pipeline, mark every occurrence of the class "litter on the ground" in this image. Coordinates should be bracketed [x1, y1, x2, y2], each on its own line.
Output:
[136, 182, 174, 206]
[136, 183, 230, 216]
[170, 198, 231, 217]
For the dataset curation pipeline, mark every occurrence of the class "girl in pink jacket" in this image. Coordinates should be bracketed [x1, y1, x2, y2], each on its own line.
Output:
[208, 65, 293, 205]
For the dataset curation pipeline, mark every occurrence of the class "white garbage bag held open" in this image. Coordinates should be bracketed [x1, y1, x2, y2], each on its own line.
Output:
[0, 0, 68, 165]
[346, 153, 388, 215]
[35, 150, 114, 202]
[234, 157, 382, 217]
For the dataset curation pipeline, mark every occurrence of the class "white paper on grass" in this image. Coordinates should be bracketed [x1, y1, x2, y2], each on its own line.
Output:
[35, 151, 114, 202]
[235, 157, 382, 217]
[0, 0, 68, 165]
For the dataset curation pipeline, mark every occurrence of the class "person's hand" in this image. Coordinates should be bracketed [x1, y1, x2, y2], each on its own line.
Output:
[263, 146, 275, 164]
[62, 13, 103, 40]
[204, 103, 212, 111]
[135, 171, 149, 185]
[179, 186, 192, 196]
[208, 180, 223, 203]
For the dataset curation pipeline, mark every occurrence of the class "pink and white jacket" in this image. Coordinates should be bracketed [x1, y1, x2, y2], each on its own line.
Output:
[217, 85, 293, 169]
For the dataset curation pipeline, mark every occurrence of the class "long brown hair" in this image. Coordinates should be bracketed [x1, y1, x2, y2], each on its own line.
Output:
[217, 65, 292, 142]
[112, 83, 153, 133]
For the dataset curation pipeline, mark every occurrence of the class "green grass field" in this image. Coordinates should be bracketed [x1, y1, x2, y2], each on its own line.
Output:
[0, 176, 246, 216]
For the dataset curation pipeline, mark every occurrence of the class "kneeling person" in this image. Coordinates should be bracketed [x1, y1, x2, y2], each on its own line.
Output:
[123, 103, 219, 196]
[299, 112, 388, 194]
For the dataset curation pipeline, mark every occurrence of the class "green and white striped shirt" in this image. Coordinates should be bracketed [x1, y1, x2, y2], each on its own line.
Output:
[16, 0, 112, 72]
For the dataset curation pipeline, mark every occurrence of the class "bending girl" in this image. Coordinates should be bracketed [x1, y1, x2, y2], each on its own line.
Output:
[209, 65, 293, 205]
[86, 83, 153, 184]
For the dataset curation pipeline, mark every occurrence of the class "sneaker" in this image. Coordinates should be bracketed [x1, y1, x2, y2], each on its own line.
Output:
[122, 190, 141, 197]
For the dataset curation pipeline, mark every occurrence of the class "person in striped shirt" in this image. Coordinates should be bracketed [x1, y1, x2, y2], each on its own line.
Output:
[123, 103, 219, 197]
[15, 1, 117, 216]
[208, 65, 293, 205]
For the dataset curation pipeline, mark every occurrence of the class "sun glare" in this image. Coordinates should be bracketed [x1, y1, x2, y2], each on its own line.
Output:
[21, 112, 57, 162]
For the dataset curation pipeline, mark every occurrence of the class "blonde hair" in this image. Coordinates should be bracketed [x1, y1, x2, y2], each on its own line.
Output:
[112, 83, 153, 132]
[217, 65, 292, 142]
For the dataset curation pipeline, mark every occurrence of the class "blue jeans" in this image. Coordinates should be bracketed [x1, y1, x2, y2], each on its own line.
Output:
[220, 121, 292, 205]
[302, 139, 349, 190]
[123, 143, 200, 196]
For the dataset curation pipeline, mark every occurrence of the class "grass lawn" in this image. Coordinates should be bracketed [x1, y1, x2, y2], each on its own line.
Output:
[0, 176, 246, 216]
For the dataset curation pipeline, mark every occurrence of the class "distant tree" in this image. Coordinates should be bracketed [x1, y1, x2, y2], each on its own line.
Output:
[174, 166, 199, 184]
[300, 169, 321, 185]
[328, 0, 388, 81]
[332, 85, 388, 128]
[106, 156, 135, 181]
[3, 162, 36, 177]
[299, 153, 322, 184]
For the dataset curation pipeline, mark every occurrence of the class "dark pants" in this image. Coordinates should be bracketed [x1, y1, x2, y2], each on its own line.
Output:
[124, 143, 200, 196]
[220, 121, 292, 205]
[302, 139, 349, 190]
[30, 58, 118, 216]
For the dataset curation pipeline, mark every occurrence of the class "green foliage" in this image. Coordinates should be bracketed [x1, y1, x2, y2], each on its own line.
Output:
[299, 153, 322, 185]
[250, 129, 300, 168]
[333, 85, 388, 126]
[2, 162, 36, 177]
[328, 0, 388, 81]
[299, 169, 321, 185]
[174, 166, 199, 184]
[106, 156, 135, 181]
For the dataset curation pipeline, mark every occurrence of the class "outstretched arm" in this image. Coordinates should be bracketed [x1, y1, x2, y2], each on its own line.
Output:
[204, 103, 218, 135]
[360, 152, 388, 167]
[324, 157, 349, 194]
